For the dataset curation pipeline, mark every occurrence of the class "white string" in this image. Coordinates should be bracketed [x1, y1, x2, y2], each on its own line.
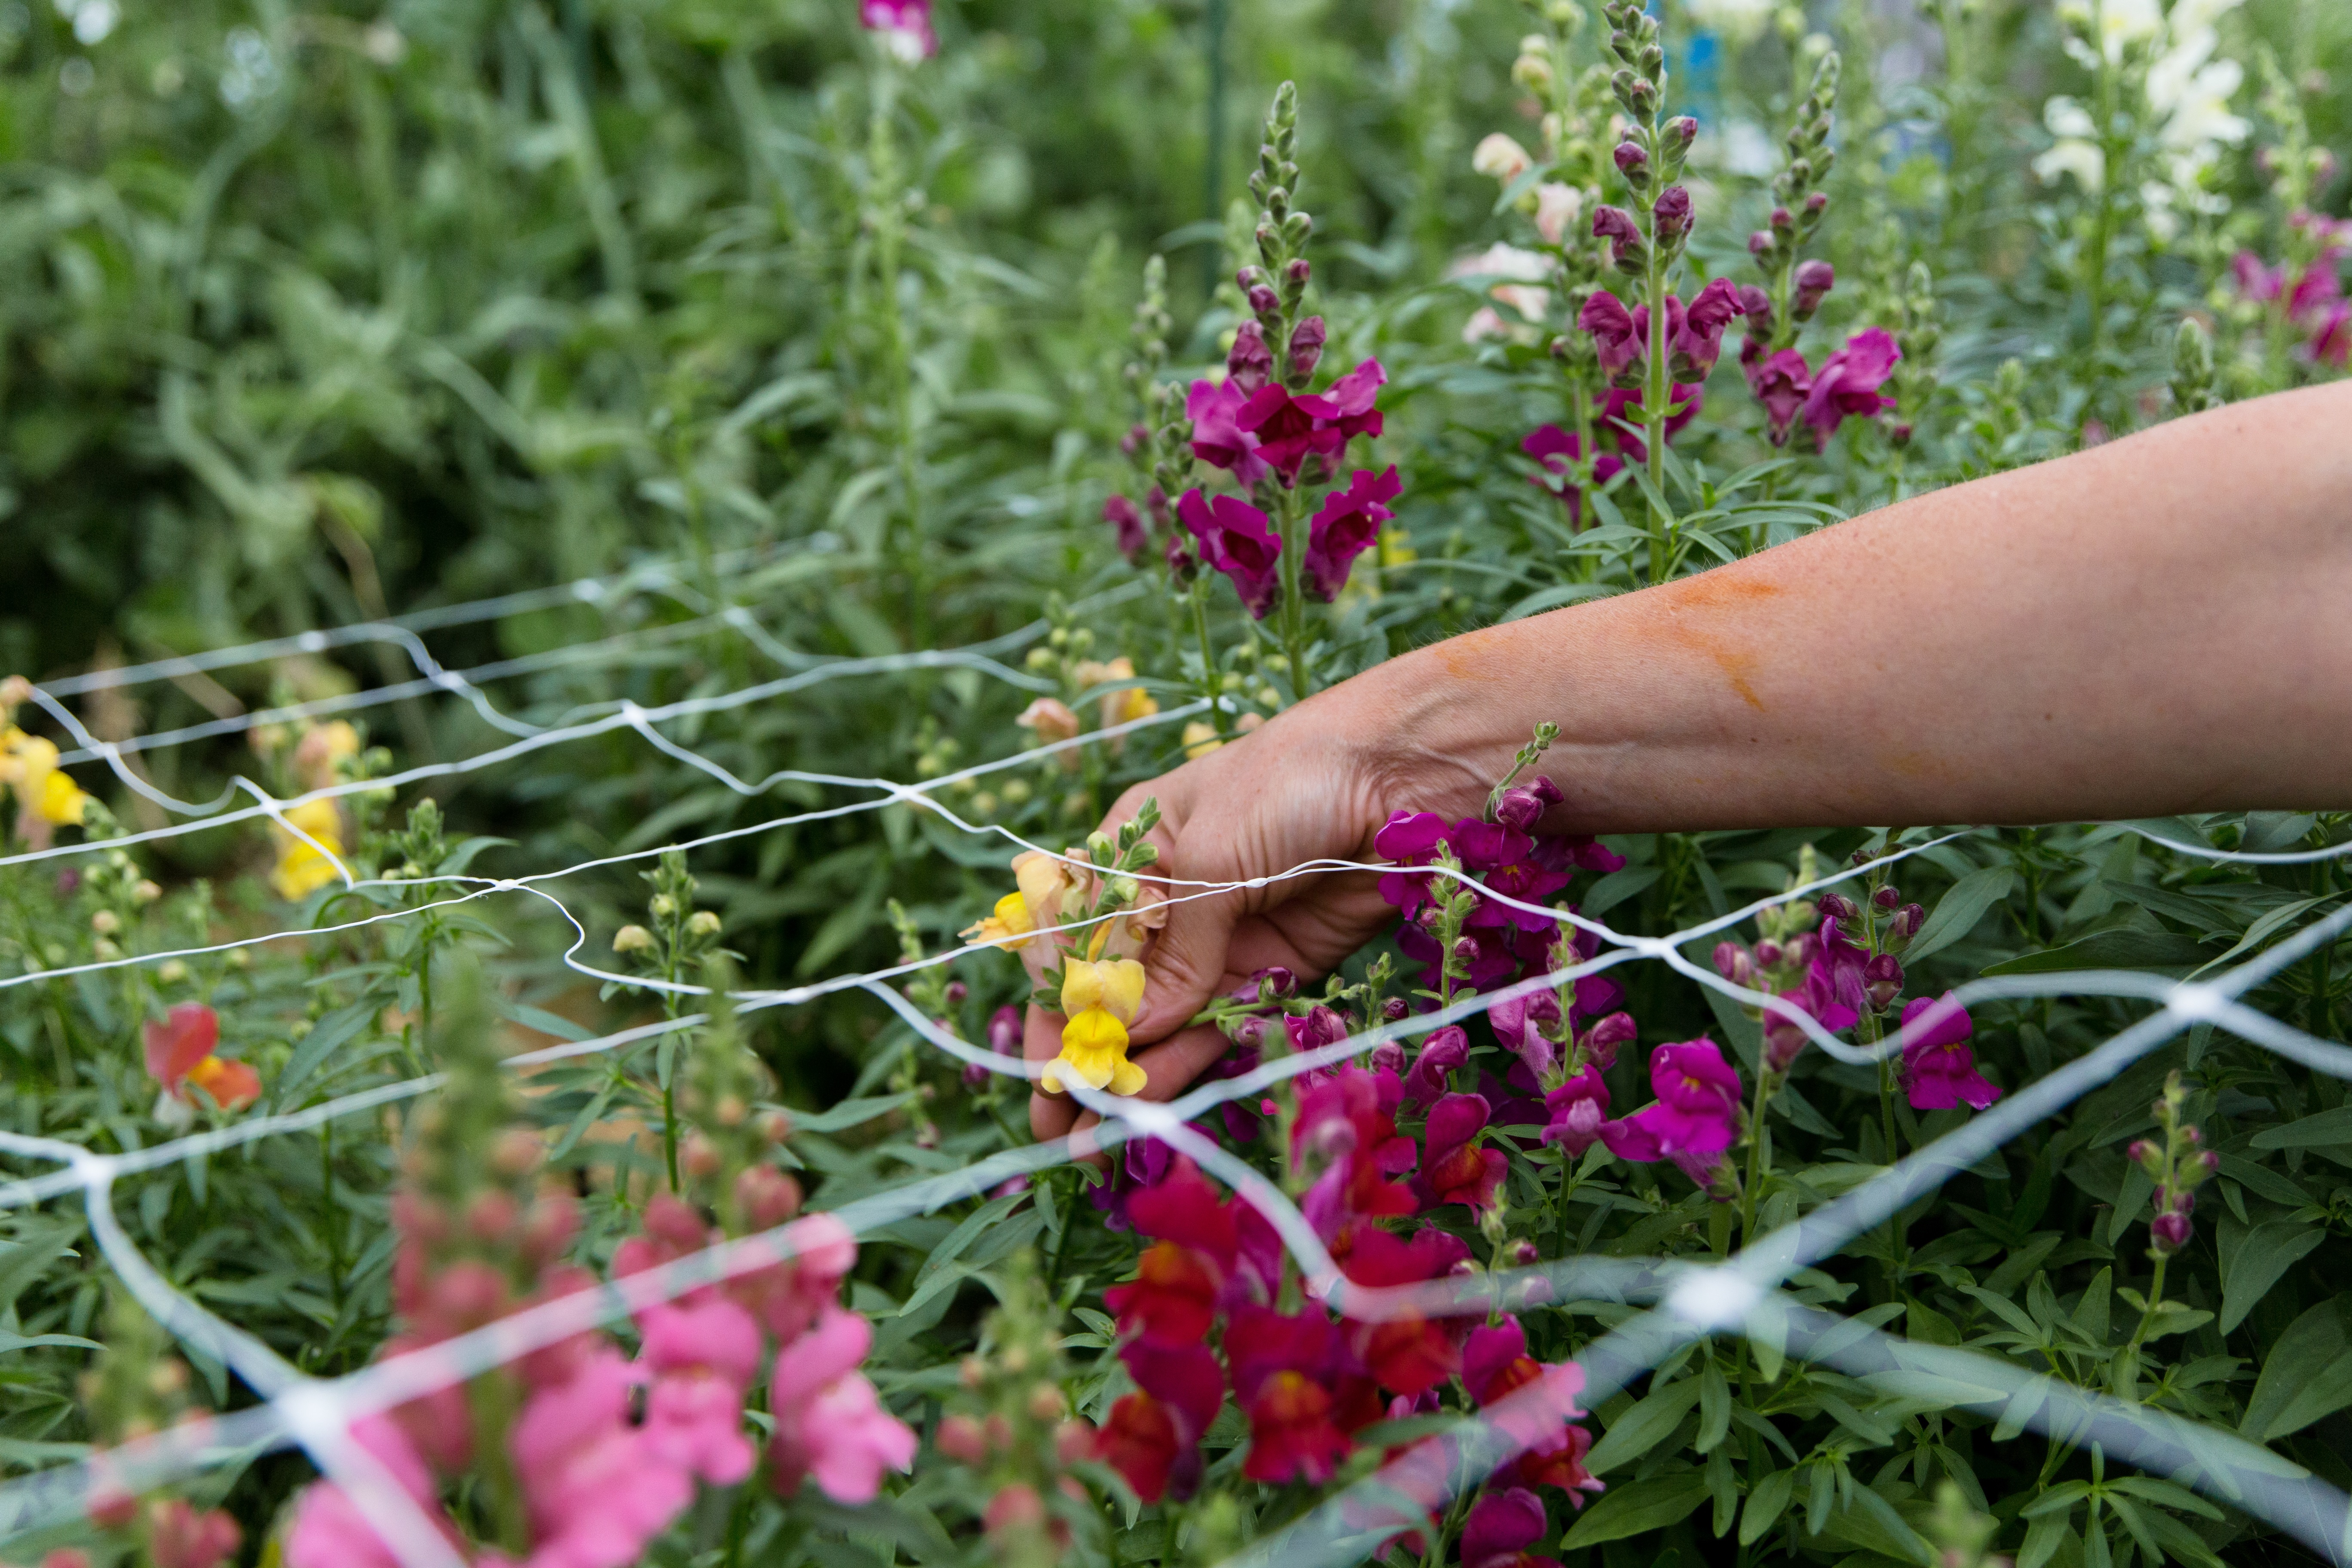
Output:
[8, 571, 2352, 1565]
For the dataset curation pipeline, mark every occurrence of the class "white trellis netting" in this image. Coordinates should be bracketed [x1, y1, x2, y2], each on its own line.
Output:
[3, 553, 2349, 1567]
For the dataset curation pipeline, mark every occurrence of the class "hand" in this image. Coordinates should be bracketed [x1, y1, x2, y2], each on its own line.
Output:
[1022, 664, 1482, 1144]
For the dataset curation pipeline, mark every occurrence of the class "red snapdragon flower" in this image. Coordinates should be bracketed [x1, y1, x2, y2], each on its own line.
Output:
[1093, 1340, 1223, 1502]
[143, 1004, 261, 1113]
[1103, 1158, 1243, 1344]
[1338, 1226, 1471, 1396]
[1401, 1024, 1470, 1109]
[1597, 1039, 1745, 1191]
[1462, 1316, 1600, 1504]
[1414, 1093, 1507, 1213]
[1226, 1307, 1366, 1484]
[1899, 993, 2001, 1111]
[1742, 346, 1813, 447]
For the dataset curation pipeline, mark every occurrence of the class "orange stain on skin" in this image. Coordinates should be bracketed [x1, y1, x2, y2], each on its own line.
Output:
[1647, 570, 1783, 712]
[1430, 623, 1513, 683]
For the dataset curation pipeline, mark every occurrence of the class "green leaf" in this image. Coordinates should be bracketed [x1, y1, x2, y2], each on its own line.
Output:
[1581, 865, 1662, 918]
[2219, 1219, 2322, 1333]
[777, 1093, 915, 1134]
[1583, 1376, 1703, 1475]
[1902, 866, 2015, 963]
[271, 999, 380, 1105]
[2188, 894, 2341, 978]
[2216, 1152, 2314, 1206]
[1695, 1356, 1731, 1453]
[1740, 1467, 1796, 1546]
[2242, 1298, 2352, 1441]
[1980, 929, 2221, 976]
[1559, 1470, 1712, 1550]
[2251, 1106, 2352, 1150]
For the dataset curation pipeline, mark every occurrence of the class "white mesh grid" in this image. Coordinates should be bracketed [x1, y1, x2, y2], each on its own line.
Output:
[3, 558, 2349, 1566]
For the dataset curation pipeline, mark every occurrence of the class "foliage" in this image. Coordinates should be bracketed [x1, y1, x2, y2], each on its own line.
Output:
[3, 0, 2352, 1566]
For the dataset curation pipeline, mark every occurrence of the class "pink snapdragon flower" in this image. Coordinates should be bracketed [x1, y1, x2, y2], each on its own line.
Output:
[1305, 467, 1401, 600]
[1540, 1067, 1610, 1156]
[1176, 489, 1284, 617]
[286, 1417, 466, 1568]
[146, 1500, 241, 1568]
[1488, 988, 1563, 1078]
[1415, 1092, 1507, 1211]
[1598, 1039, 1744, 1191]
[768, 1306, 919, 1503]
[1899, 993, 2001, 1111]
[1801, 328, 1902, 445]
[858, 0, 935, 61]
[511, 1348, 696, 1568]
[1103, 495, 1148, 560]
[637, 1297, 763, 1485]
[1461, 1315, 1597, 1498]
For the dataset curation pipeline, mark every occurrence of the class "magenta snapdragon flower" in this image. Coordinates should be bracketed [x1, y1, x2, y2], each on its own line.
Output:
[1186, 377, 1272, 488]
[1801, 328, 1902, 445]
[1760, 961, 1857, 1073]
[1305, 466, 1401, 600]
[1414, 1092, 1507, 1211]
[1237, 360, 1387, 484]
[1598, 1039, 1744, 1191]
[1742, 346, 1813, 447]
[857, 0, 936, 61]
[1899, 993, 2001, 1111]
[1402, 1024, 1470, 1108]
[1488, 987, 1563, 1078]
[1461, 1487, 1562, 1568]
[1540, 1066, 1611, 1157]
[1103, 495, 1147, 561]
[287, 1417, 465, 1568]
[1176, 488, 1284, 617]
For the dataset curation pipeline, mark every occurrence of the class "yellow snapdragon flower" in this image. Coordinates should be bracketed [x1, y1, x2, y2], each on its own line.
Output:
[961, 891, 1037, 950]
[1042, 956, 1148, 1096]
[270, 799, 347, 900]
[3, 729, 90, 830]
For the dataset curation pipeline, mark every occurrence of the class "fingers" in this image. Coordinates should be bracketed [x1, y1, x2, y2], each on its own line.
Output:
[1024, 1004, 1076, 1142]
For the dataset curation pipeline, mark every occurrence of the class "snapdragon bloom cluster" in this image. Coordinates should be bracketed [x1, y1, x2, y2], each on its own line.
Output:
[287, 1078, 911, 1565]
[1, 675, 92, 852]
[2235, 213, 2352, 368]
[142, 1003, 262, 1118]
[1091, 1142, 1600, 1522]
[2128, 1071, 2221, 1257]
[1181, 340, 1396, 615]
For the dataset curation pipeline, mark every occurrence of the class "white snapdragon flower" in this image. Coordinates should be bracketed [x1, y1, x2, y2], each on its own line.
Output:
[1686, 0, 1775, 44]
[1450, 245, 1553, 344]
[2034, 96, 2105, 191]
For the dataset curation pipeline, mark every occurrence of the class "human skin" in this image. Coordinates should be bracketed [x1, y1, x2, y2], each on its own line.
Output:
[1027, 379, 2352, 1142]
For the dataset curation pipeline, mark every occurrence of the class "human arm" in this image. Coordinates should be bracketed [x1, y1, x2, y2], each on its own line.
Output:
[1028, 378, 2352, 1139]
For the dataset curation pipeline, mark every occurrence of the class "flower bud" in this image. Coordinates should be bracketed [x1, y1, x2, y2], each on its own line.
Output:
[1713, 942, 1755, 986]
[1494, 775, 1565, 832]
[1612, 140, 1649, 179]
[158, 959, 189, 984]
[1369, 1040, 1406, 1075]
[613, 924, 655, 955]
[1254, 965, 1298, 1000]
[1781, 931, 1816, 968]
[1893, 903, 1925, 940]
[943, 980, 968, 1007]
[491, 1129, 544, 1178]
[1055, 1418, 1095, 1465]
[1228, 319, 1275, 395]
[1664, 115, 1697, 152]
[1793, 259, 1836, 320]
[1450, 936, 1482, 968]
[90, 909, 119, 935]
[935, 1413, 989, 1464]
[1753, 938, 1783, 968]
[1805, 190, 1829, 214]
[1287, 315, 1327, 382]
[1247, 285, 1280, 317]
[1816, 892, 1859, 923]
[959, 1356, 988, 1389]
[962, 1060, 991, 1089]
[1864, 952, 1904, 1011]
[1382, 997, 1410, 1022]
[649, 894, 678, 919]
[1285, 257, 1311, 286]
[735, 1164, 802, 1229]
[682, 1133, 724, 1181]
[1748, 230, 1773, 257]
[1507, 1238, 1542, 1267]
[755, 1109, 793, 1143]
[133, 879, 162, 905]
[2171, 1188, 2196, 1215]
[2149, 1210, 2192, 1253]
[686, 910, 722, 937]
[1651, 184, 1692, 244]
[1581, 1011, 1637, 1068]
[983, 1483, 1047, 1542]
[1872, 885, 1901, 909]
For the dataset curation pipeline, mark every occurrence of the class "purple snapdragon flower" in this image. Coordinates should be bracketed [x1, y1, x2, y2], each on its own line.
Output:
[1598, 1039, 1744, 1191]
[1402, 1024, 1470, 1109]
[1540, 1067, 1611, 1157]
[1235, 360, 1387, 486]
[1186, 378, 1271, 488]
[1801, 328, 1902, 445]
[1899, 993, 2000, 1111]
[1176, 489, 1283, 617]
[1304, 466, 1401, 601]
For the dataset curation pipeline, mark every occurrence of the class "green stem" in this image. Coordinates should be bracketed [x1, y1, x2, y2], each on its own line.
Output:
[1190, 587, 1229, 736]
[1643, 247, 1671, 586]
[1276, 486, 1313, 699]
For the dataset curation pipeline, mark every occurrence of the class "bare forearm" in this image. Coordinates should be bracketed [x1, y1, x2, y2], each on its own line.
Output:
[1352, 380, 2352, 831]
